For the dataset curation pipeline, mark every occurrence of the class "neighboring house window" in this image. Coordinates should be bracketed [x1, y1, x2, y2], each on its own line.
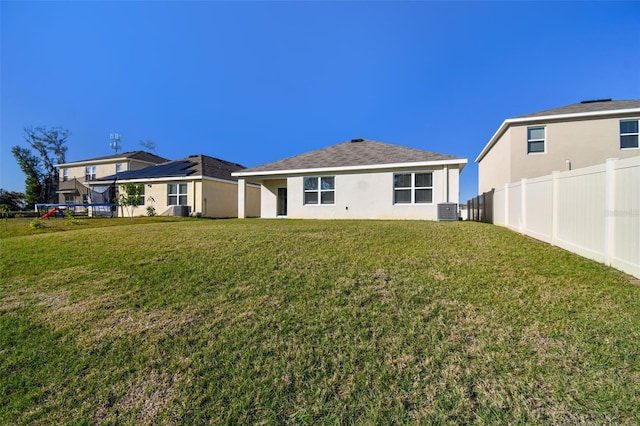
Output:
[304, 176, 335, 205]
[85, 166, 96, 181]
[139, 185, 145, 206]
[394, 172, 433, 204]
[116, 163, 124, 173]
[62, 168, 68, 182]
[168, 183, 187, 205]
[620, 120, 639, 149]
[64, 195, 74, 204]
[527, 126, 545, 154]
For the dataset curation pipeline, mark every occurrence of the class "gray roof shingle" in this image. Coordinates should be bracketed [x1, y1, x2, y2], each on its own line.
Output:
[515, 99, 640, 118]
[240, 139, 465, 173]
[99, 154, 245, 182]
[61, 150, 168, 165]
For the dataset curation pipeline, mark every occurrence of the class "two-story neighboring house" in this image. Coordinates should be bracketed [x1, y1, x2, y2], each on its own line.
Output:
[476, 99, 640, 193]
[56, 151, 168, 204]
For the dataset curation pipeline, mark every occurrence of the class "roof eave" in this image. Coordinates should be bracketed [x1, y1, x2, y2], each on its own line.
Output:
[55, 157, 160, 168]
[233, 158, 468, 178]
[475, 107, 640, 163]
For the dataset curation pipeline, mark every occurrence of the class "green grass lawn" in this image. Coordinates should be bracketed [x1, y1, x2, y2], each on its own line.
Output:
[1, 218, 638, 424]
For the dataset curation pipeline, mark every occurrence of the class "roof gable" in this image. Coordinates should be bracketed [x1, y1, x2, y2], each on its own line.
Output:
[476, 99, 640, 163]
[238, 139, 465, 175]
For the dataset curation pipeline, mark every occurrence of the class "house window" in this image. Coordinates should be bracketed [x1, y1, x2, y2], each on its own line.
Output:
[394, 172, 433, 204]
[64, 194, 75, 204]
[168, 183, 187, 205]
[62, 168, 68, 182]
[527, 127, 545, 154]
[116, 163, 124, 173]
[304, 176, 335, 205]
[85, 166, 96, 181]
[129, 184, 146, 206]
[620, 120, 639, 149]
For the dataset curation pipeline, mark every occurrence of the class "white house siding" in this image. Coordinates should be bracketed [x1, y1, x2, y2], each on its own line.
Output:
[263, 166, 460, 220]
[260, 179, 287, 218]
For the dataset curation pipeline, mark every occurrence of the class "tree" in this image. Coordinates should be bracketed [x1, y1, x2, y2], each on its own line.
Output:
[0, 189, 27, 211]
[11, 127, 69, 207]
[116, 183, 144, 220]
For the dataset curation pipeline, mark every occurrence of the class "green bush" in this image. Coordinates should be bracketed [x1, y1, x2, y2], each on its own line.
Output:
[29, 219, 45, 229]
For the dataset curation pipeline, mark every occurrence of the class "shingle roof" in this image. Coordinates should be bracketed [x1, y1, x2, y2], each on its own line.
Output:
[98, 155, 246, 182]
[60, 150, 168, 165]
[515, 99, 640, 118]
[475, 99, 640, 163]
[240, 139, 465, 174]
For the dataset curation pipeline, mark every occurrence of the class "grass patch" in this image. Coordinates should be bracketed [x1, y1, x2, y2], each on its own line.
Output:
[1, 219, 638, 424]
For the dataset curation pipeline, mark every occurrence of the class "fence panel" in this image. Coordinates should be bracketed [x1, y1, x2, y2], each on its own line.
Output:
[493, 188, 506, 226]
[612, 159, 640, 277]
[525, 175, 553, 243]
[490, 157, 639, 278]
[555, 165, 607, 262]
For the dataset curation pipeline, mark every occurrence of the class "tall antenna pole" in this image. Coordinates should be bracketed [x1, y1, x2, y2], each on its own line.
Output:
[109, 133, 121, 154]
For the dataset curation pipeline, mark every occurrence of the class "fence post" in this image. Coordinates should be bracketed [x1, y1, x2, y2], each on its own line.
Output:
[551, 171, 559, 246]
[504, 183, 509, 228]
[520, 178, 527, 234]
[604, 158, 617, 266]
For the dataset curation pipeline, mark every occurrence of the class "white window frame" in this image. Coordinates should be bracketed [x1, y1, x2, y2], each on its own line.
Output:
[138, 185, 145, 206]
[85, 166, 96, 181]
[62, 168, 68, 182]
[393, 172, 433, 204]
[167, 183, 188, 206]
[620, 119, 639, 149]
[116, 163, 124, 173]
[527, 126, 546, 154]
[303, 176, 335, 205]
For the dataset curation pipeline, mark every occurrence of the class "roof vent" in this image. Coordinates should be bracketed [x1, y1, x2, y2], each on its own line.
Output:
[580, 98, 612, 104]
[350, 138, 365, 143]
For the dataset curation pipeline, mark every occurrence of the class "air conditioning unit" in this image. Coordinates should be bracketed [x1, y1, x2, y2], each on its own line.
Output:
[437, 203, 458, 221]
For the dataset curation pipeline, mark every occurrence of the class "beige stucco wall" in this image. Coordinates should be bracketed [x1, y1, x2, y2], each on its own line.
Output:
[60, 159, 151, 183]
[255, 166, 461, 220]
[479, 115, 640, 194]
[478, 131, 512, 194]
[121, 178, 257, 219]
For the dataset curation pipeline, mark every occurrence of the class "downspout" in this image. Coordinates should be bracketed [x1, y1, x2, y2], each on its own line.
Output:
[444, 165, 449, 203]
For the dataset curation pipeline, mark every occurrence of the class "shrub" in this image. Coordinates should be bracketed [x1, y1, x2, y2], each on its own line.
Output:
[29, 219, 45, 229]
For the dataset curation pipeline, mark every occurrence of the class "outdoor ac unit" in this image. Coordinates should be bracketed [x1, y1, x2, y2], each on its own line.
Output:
[437, 203, 458, 221]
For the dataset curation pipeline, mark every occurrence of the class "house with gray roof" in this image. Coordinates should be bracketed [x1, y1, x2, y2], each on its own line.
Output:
[476, 99, 640, 193]
[56, 150, 169, 205]
[233, 138, 467, 220]
[94, 154, 260, 218]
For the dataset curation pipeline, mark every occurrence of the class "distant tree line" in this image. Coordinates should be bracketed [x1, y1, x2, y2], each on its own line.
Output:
[11, 126, 69, 208]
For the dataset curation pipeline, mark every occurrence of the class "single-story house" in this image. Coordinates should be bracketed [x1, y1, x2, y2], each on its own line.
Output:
[233, 138, 467, 220]
[96, 154, 260, 218]
[476, 99, 640, 194]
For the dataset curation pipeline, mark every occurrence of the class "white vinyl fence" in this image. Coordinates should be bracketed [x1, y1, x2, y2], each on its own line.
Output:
[493, 156, 640, 278]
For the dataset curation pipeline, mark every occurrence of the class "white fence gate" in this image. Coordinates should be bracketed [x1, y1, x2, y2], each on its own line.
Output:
[493, 156, 640, 278]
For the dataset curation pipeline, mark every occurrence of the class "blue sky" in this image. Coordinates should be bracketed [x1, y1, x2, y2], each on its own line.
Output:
[2, 1, 639, 202]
